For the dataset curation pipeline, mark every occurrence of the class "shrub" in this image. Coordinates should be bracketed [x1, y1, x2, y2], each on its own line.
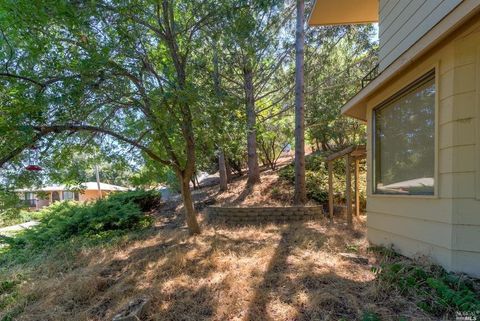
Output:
[108, 189, 161, 212]
[279, 152, 366, 205]
[2, 197, 153, 251]
[372, 249, 480, 319]
[0, 209, 45, 228]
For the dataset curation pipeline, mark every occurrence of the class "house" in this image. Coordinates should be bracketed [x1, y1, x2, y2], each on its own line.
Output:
[16, 182, 128, 210]
[309, 0, 480, 277]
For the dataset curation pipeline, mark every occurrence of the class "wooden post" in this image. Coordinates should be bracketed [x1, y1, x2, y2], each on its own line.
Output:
[328, 161, 334, 222]
[345, 154, 352, 227]
[355, 158, 360, 216]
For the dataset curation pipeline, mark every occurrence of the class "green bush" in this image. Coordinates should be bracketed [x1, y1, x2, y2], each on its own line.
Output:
[0, 209, 45, 228]
[373, 250, 480, 318]
[1, 196, 153, 251]
[279, 152, 366, 205]
[108, 189, 161, 212]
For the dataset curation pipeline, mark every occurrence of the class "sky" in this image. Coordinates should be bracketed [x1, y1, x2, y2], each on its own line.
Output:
[372, 23, 379, 42]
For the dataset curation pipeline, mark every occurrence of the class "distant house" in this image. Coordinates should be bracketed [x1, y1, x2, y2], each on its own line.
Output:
[309, 1, 480, 277]
[16, 182, 128, 210]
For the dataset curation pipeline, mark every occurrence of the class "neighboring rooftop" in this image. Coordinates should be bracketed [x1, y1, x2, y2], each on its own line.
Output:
[15, 182, 129, 192]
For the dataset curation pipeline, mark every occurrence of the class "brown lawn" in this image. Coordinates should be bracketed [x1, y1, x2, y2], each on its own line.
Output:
[2, 167, 433, 321]
[9, 224, 432, 320]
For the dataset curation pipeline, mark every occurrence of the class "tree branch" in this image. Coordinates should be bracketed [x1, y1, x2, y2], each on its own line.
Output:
[0, 125, 172, 169]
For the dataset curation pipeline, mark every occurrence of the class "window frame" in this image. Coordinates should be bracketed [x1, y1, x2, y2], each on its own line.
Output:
[24, 192, 36, 207]
[372, 70, 438, 197]
[62, 191, 79, 201]
[24, 192, 35, 200]
[476, 46, 480, 201]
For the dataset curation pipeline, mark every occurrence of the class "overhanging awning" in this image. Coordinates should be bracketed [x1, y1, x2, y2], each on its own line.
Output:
[308, 0, 378, 26]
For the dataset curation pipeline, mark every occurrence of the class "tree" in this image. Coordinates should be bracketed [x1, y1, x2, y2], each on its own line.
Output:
[0, 0, 223, 234]
[293, 0, 307, 204]
[304, 25, 378, 151]
[257, 107, 293, 170]
[218, 0, 295, 185]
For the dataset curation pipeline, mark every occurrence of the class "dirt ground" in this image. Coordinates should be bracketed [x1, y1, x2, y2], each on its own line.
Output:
[2, 168, 433, 321]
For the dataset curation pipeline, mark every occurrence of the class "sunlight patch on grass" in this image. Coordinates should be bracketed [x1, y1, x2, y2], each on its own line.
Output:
[0, 218, 439, 321]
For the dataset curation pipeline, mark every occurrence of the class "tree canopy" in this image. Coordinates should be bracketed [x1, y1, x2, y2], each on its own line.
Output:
[0, 0, 378, 234]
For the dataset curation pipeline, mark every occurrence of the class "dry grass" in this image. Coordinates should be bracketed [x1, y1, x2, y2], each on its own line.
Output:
[1, 167, 433, 320]
[2, 216, 432, 321]
[193, 161, 312, 207]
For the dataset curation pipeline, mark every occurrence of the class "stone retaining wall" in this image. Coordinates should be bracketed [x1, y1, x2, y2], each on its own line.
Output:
[207, 206, 323, 224]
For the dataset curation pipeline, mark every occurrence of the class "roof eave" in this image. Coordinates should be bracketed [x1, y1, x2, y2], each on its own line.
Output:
[340, 0, 480, 122]
[308, 0, 378, 26]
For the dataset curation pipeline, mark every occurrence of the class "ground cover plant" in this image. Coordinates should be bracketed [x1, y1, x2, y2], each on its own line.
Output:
[107, 189, 162, 212]
[0, 191, 41, 228]
[0, 191, 157, 264]
[0, 209, 44, 229]
[372, 247, 480, 320]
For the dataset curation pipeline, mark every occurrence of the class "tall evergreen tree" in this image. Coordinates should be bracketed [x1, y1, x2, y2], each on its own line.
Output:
[294, 0, 307, 204]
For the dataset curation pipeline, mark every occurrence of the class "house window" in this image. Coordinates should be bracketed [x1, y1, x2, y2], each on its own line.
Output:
[373, 72, 435, 195]
[24, 192, 36, 207]
[63, 191, 79, 201]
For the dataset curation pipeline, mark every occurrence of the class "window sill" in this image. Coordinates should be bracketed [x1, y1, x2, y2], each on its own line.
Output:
[368, 193, 439, 200]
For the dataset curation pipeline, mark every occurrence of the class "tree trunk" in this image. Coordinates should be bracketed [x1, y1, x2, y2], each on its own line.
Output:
[213, 42, 228, 193]
[294, 0, 307, 205]
[179, 172, 201, 235]
[225, 159, 232, 182]
[191, 176, 197, 189]
[243, 66, 261, 185]
[218, 149, 228, 191]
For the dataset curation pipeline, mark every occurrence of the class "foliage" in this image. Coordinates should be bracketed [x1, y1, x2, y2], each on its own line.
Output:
[1, 196, 153, 254]
[0, 190, 25, 227]
[0, 0, 378, 233]
[0, 210, 44, 229]
[257, 112, 293, 170]
[305, 25, 377, 151]
[279, 152, 366, 205]
[108, 189, 161, 212]
[0, 0, 230, 233]
[0, 277, 22, 317]
[372, 247, 480, 319]
[361, 311, 381, 321]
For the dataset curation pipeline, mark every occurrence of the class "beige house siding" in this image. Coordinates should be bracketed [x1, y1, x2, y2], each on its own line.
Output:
[378, 0, 462, 71]
[477, 44, 480, 201]
[79, 190, 107, 202]
[20, 189, 113, 210]
[366, 14, 480, 276]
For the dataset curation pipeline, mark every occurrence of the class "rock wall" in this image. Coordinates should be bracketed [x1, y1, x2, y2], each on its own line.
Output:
[207, 206, 323, 223]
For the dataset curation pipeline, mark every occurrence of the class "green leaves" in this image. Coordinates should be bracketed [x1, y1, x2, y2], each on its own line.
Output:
[375, 255, 480, 318]
[1, 191, 154, 253]
[305, 25, 377, 149]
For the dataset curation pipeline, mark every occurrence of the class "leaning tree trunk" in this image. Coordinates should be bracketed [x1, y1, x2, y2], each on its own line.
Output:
[218, 149, 228, 191]
[243, 66, 261, 185]
[179, 172, 201, 234]
[294, 0, 307, 204]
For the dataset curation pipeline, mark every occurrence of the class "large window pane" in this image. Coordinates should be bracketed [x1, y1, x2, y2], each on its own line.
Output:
[63, 191, 78, 201]
[374, 74, 435, 195]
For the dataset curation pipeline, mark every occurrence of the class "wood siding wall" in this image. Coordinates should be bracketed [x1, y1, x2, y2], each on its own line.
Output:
[378, 0, 462, 71]
[365, 14, 480, 277]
